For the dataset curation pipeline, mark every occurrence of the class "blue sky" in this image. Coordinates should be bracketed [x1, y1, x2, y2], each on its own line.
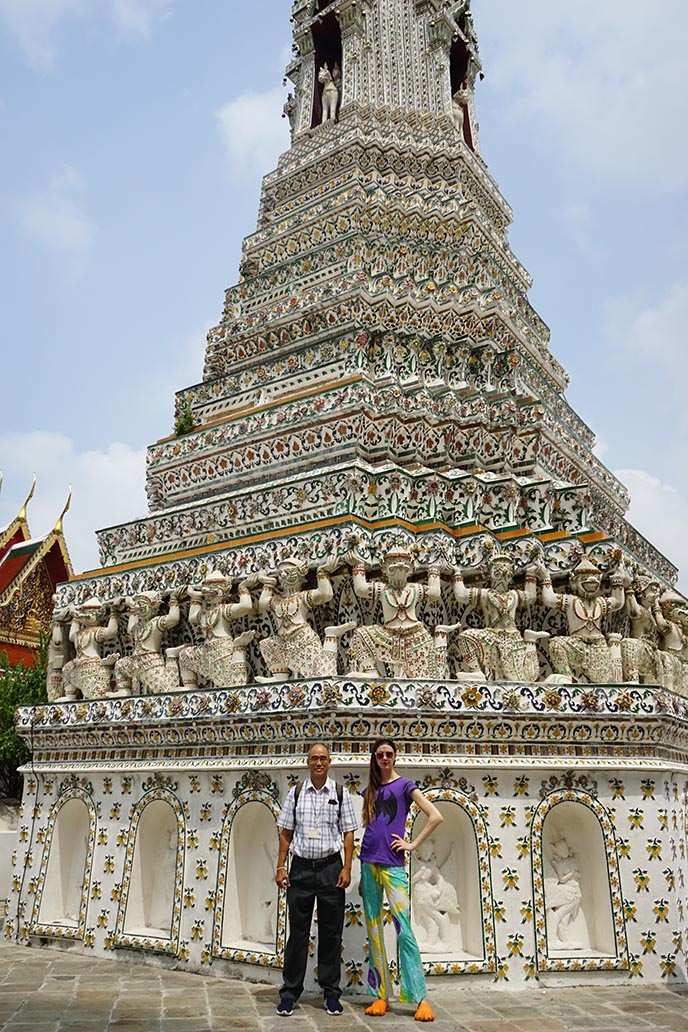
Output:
[1, 0, 687, 590]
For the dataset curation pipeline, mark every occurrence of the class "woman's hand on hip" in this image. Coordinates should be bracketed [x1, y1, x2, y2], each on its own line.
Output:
[390, 834, 414, 853]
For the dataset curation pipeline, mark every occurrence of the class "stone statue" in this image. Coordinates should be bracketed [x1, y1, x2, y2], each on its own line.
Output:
[176, 570, 257, 689]
[347, 550, 442, 679]
[60, 597, 118, 701]
[452, 553, 544, 681]
[544, 837, 589, 951]
[149, 824, 177, 934]
[63, 831, 89, 922]
[411, 839, 462, 953]
[318, 62, 340, 123]
[621, 574, 671, 685]
[47, 605, 71, 702]
[451, 87, 470, 138]
[283, 92, 296, 135]
[246, 841, 278, 945]
[114, 592, 181, 696]
[659, 592, 688, 694]
[257, 555, 354, 681]
[538, 557, 625, 684]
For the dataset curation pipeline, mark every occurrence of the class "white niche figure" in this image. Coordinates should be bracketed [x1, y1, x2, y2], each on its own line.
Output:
[222, 802, 278, 950]
[123, 800, 179, 939]
[38, 798, 90, 928]
[411, 839, 463, 952]
[544, 838, 589, 951]
[411, 802, 484, 961]
[541, 802, 616, 958]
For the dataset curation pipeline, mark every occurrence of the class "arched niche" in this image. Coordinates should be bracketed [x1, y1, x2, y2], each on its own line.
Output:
[448, 6, 479, 151]
[222, 801, 280, 950]
[531, 791, 629, 973]
[118, 793, 184, 951]
[35, 792, 94, 937]
[213, 786, 283, 964]
[407, 790, 496, 975]
[311, 12, 342, 127]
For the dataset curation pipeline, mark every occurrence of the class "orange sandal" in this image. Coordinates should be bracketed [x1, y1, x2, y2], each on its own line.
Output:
[414, 1001, 435, 1022]
[365, 999, 389, 1016]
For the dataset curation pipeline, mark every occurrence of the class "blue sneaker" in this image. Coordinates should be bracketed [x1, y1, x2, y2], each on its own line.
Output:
[324, 995, 343, 1015]
[276, 997, 294, 1016]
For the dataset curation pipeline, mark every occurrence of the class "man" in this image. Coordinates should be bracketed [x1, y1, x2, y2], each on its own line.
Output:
[275, 742, 357, 1017]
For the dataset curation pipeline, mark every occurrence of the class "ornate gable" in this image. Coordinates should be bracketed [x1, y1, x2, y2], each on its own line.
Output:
[0, 483, 73, 667]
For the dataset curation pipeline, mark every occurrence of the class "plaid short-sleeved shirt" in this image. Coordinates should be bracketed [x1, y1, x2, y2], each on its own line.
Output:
[278, 777, 357, 860]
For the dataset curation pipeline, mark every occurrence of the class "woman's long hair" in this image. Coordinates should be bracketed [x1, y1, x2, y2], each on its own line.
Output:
[362, 738, 397, 827]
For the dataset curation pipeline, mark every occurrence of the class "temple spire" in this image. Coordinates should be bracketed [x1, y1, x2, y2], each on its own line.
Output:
[285, 0, 482, 153]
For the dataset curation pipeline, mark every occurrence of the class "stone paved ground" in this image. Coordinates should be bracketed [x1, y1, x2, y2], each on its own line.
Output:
[1, 943, 687, 1032]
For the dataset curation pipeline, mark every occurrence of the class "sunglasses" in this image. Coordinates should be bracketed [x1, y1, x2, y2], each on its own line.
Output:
[375, 750, 395, 759]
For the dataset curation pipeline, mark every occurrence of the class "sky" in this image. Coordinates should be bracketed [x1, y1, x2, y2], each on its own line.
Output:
[0, 0, 687, 590]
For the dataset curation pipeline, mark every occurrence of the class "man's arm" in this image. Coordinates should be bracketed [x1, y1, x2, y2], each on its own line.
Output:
[275, 827, 293, 889]
[337, 831, 354, 889]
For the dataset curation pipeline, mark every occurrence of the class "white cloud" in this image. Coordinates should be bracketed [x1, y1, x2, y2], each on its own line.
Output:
[480, 0, 688, 192]
[615, 468, 688, 593]
[0, 0, 171, 68]
[612, 280, 688, 367]
[559, 200, 596, 255]
[604, 280, 688, 433]
[109, 0, 172, 39]
[17, 167, 94, 272]
[215, 86, 290, 181]
[0, 0, 84, 69]
[0, 431, 146, 574]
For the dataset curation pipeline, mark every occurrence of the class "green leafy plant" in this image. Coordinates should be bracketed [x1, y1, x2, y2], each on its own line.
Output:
[174, 400, 196, 437]
[0, 643, 48, 800]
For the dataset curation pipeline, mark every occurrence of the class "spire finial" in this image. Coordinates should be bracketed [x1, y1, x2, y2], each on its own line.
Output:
[54, 486, 72, 536]
[18, 474, 37, 523]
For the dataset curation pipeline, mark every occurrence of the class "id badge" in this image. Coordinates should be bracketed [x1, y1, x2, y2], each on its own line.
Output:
[307, 827, 321, 840]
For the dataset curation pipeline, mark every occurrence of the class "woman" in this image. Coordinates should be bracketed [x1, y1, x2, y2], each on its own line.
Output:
[359, 738, 444, 1022]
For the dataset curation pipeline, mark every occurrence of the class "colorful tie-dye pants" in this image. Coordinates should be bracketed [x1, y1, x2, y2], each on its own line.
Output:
[360, 861, 426, 1004]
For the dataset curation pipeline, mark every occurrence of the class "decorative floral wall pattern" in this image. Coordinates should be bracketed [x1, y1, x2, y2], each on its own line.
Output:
[4, 692, 688, 988]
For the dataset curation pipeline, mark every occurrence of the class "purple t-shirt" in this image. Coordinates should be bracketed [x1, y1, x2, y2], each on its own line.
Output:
[359, 777, 417, 867]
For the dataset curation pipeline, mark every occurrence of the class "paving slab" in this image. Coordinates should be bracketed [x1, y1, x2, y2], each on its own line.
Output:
[1, 942, 687, 1031]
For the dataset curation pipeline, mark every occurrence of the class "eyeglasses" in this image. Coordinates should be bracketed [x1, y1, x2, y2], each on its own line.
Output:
[309, 756, 329, 764]
[375, 750, 395, 759]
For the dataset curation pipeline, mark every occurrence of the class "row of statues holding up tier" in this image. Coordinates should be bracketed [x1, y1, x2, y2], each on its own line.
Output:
[47, 549, 688, 702]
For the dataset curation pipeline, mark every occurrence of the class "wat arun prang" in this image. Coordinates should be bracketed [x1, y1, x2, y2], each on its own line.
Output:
[8, 0, 688, 991]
